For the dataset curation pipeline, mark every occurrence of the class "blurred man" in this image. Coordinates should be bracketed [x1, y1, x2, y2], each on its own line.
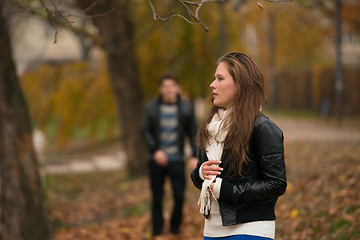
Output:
[142, 74, 197, 237]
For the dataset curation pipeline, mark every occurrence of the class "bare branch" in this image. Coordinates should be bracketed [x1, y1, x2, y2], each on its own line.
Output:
[147, 0, 212, 31]
[39, 0, 58, 43]
[163, 0, 170, 6]
[83, 2, 97, 13]
[148, 0, 195, 25]
[182, 0, 220, 6]
[195, 1, 204, 18]
[267, 0, 292, 2]
[84, 8, 115, 19]
[147, 0, 158, 21]
[147, 0, 292, 32]
[194, 0, 210, 18]
[22, 0, 114, 44]
[257, 0, 264, 10]
[178, 0, 209, 31]
[66, 24, 104, 48]
[159, 13, 195, 24]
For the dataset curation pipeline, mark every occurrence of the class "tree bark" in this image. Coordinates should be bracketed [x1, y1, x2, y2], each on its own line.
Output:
[268, 10, 278, 110]
[0, 3, 50, 240]
[77, 0, 147, 176]
[335, 0, 343, 124]
[218, 0, 227, 56]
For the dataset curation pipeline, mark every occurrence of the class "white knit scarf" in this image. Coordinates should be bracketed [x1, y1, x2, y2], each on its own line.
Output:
[198, 108, 230, 218]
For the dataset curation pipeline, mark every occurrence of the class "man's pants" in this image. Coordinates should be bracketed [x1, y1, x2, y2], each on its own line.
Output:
[148, 160, 185, 235]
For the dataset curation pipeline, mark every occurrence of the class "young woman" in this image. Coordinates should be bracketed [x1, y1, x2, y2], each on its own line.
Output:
[191, 52, 287, 240]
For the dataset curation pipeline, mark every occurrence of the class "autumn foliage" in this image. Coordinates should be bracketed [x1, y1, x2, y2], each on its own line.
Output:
[45, 118, 360, 240]
[18, 1, 360, 151]
[20, 60, 118, 149]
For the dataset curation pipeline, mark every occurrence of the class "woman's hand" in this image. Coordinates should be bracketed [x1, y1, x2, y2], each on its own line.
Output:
[210, 181, 215, 191]
[201, 160, 223, 180]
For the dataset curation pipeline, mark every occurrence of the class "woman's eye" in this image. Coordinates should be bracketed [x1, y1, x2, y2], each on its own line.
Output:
[218, 77, 224, 81]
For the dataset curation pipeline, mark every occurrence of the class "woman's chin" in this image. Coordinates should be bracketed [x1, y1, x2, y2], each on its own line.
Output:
[213, 101, 223, 108]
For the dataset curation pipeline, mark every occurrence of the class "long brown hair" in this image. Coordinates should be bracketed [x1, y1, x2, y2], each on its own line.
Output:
[197, 52, 267, 177]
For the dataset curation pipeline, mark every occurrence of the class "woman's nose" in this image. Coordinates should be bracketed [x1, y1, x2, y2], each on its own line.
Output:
[210, 80, 216, 89]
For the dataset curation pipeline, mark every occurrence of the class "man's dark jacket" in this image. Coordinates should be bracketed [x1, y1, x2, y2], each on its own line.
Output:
[191, 113, 287, 226]
[142, 96, 197, 158]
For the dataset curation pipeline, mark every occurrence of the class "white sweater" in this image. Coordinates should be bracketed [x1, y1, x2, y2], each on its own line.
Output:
[199, 168, 275, 238]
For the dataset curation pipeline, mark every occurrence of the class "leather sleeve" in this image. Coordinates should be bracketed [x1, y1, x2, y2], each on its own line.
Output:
[141, 102, 157, 153]
[219, 119, 287, 204]
[191, 150, 206, 190]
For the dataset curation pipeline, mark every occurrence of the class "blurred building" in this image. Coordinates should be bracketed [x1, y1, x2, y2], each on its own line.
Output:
[9, 14, 101, 75]
[11, 17, 81, 74]
[343, 33, 360, 66]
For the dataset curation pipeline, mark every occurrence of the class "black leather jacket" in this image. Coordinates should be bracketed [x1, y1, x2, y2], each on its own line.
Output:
[142, 96, 197, 157]
[191, 113, 287, 226]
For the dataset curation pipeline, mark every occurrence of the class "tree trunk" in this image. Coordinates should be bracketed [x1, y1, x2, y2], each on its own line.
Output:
[0, 3, 50, 240]
[218, 0, 227, 56]
[335, 0, 343, 124]
[77, 0, 147, 176]
[268, 11, 278, 110]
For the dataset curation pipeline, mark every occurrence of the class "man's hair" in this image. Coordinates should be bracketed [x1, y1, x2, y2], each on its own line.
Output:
[158, 74, 178, 86]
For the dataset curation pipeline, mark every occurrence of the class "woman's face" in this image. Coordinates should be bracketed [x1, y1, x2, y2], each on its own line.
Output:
[210, 62, 238, 109]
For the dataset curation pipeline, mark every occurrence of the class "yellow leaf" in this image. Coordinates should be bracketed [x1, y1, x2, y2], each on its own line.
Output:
[119, 227, 130, 233]
[286, 181, 294, 192]
[290, 208, 299, 218]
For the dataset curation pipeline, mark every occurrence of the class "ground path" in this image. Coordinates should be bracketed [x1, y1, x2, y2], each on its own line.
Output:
[41, 115, 360, 175]
[274, 116, 360, 142]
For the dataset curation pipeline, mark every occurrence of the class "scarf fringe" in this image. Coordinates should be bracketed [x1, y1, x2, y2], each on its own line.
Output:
[198, 108, 229, 218]
[198, 180, 217, 218]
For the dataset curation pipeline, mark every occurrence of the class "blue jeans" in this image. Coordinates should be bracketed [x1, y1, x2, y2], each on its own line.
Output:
[204, 235, 273, 240]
